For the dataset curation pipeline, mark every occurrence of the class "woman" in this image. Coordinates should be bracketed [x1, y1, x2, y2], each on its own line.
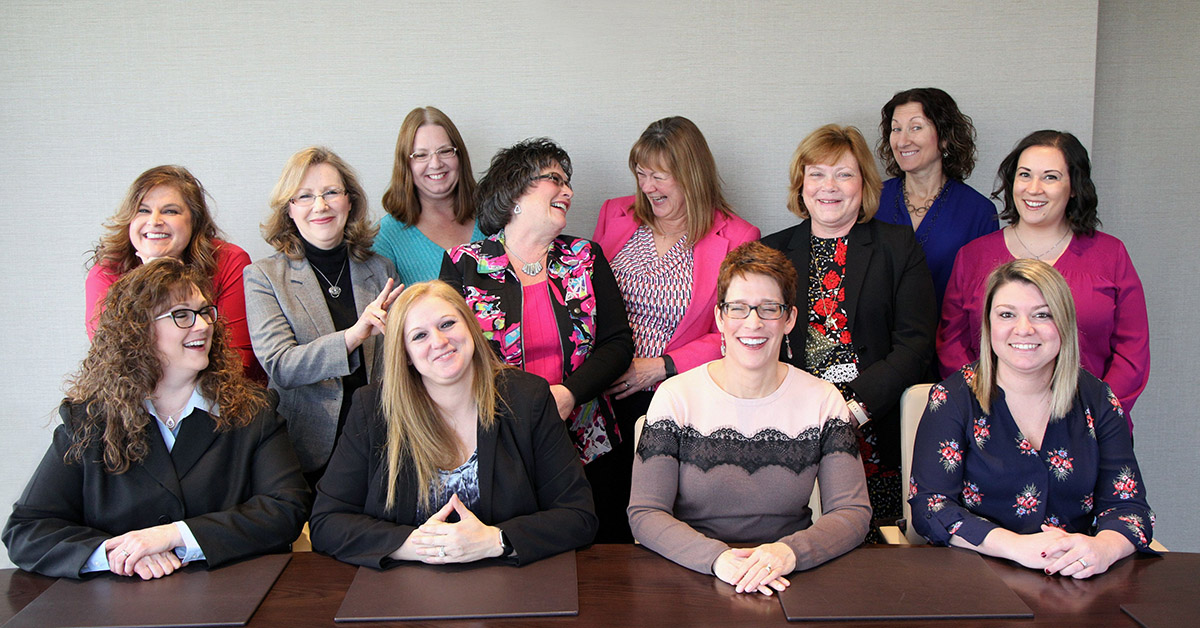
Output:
[245, 146, 403, 486]
[375, 106, 485, 284]
[912, 260, 1154, 578]
[761, 124, 937, 530]
[441, 138, 633, 541]
[309, 281, 597, 567]
[875, 88, 999, 308]
[3, 259, 310, 579]
[592, 116, 760, 542]
[86, 165, 264, 382]
[938, 131, 1149, 425]
[629, 242, 870, 595]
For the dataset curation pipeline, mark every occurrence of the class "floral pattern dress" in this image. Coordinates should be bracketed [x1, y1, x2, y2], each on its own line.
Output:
[909, 364, 1155, 552]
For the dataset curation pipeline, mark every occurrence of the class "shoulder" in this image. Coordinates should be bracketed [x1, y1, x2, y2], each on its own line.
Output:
[954, 230, 1007, 268]
[553, 235, 605, 264]
[1072, 230, 1131, 260]
[711, 210, 760, 242]
[86, 261, 121, 286]
[243, 252, 295, 284]
[760, 224, 803, 251]
[448, 236, 499, 264]
[213, 239, 252, 266]
[495, 369, 553, 422]
[600, 195, 636, 217]
[864, 218, 917, 243]
[361, 251, 397, 275]
[946, 180, 996, 211]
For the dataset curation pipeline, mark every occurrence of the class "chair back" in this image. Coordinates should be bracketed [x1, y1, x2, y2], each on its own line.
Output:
[900, 383, 934, 544]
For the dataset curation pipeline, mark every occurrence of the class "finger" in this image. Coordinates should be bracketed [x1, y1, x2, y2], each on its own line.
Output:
[426, 499, 456, 523]
[373, 279, 395, 305]
[134, 561, 154, 580]
[449, 494, 476, 521]
[769, 577, 789, 592]
[143, 556, 166, 579]
[382, 284, 405, 308]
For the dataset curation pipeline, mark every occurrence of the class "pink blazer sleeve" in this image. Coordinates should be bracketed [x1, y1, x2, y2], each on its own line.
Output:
[84, 264, 120, 339]
[937, 246, 979, 378]
[1100, 243, 1150, 417]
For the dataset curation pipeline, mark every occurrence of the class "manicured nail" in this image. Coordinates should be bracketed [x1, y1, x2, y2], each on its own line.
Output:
[1040, 552, 1046, 557]
[1044, 568, 1051, 575]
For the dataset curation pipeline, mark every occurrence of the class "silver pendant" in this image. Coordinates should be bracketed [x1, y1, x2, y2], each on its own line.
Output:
[328, 285, 342, 298]
[521, 261, 544, 276]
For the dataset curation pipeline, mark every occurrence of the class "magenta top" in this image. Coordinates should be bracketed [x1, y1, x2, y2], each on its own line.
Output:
[521, 282, 564, 386]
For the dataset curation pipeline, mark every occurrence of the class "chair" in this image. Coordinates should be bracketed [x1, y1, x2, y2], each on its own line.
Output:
[880, 383, 933, 544]
[293, 522, 312, 552]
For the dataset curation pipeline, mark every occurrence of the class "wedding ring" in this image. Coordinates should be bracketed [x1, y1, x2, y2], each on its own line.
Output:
[438, 547, 446, 558]
[624, 382, 630, 389]
[1078, 558, 1089, 568]
[119, 550, 129, 558]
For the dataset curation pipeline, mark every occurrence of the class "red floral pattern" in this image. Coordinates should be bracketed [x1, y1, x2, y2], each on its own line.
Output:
[1013, 484, 1041, 517]
[937, 439, 962, 472]
[1112, 467, 1139, 500]
[1046, 448, 1074, 481]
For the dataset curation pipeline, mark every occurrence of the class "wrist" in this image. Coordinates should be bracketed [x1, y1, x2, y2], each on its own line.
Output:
[661, 354, 677, 379]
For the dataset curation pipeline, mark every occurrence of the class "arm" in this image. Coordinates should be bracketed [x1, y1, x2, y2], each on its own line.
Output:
[439, 249, 465, 294]
[1089, 382, 1155, 551]
[560, 245, 634, 404]
[1100, 244, 1150, 414]
[211, 243, 264, 382]
[937, 248, 977, 378]
[84, 264, 119, 339]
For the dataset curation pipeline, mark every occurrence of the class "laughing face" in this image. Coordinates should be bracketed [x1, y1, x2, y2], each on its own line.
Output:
[153, 285, 212, 383]
[128, 185, 194, 262]
[989, 280, 1061, 381]
[1012, 145, 1072, 231]
[403, 294, 476, 390]
[409, 124, 460, 204]
[511, 162, 572, 237]
[801, 151, 864, 238]
[715, 272, 797, 373]
[635, 163, 686, 225]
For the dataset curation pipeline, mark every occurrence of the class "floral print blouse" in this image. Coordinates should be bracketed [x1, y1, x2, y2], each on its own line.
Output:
[909, 364, 1155, 552]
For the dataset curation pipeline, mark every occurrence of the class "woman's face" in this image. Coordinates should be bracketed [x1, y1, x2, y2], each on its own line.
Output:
[403, 295, 475, 390]
[801, 151, 863, 238]
[889, 102, 942, 177]
[153, 284, 213, 383]
[128, 185, 194, 261]
[715, 272, 797, 373]
[1012, 145, 1072, 231]
[509, 162, 572, 237]
[635, 163, 686, 225]
[409, 124, 460, 205]
[288, 162, 351, 250]
[989, 280, 1061, 381]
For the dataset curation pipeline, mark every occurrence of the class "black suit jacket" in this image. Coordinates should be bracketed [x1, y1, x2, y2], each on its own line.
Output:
[2, 393, 312, 578]
[309, 370, 598, 568]
[761, 220, 937, 469]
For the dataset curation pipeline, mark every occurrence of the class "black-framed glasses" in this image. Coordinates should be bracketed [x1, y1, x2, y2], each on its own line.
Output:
[155, 305, 218, 329]
[530, 172, 572, 189]
[719, 302, 788, 320]
[409, 146, 458, 162]
[290, 188, 346, 207]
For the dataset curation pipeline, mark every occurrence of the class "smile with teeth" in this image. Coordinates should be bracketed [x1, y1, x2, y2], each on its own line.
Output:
[649, 195, 667, 203]
[899, 150, 918, 157]
[1009, 343, 1039, 350]
[427, 173, 447, 180]
[738, 337, 767, 347]
[432, 348, 457, 362]
[144, 233, 171, 240]
[550, 202, 568, 212]
[184, 339, 206, 348]
[1022, 200, 1047, 209]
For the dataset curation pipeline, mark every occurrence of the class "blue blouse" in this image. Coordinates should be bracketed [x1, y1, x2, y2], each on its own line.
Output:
[909, 365, 1154, 553]
[374, 214, 484, 286]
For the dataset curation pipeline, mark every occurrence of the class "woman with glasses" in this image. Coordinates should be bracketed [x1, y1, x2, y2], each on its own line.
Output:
[441, 138, 633, 541]
[375, 107, 485, 285]
[629, 242, 870, 596]
[761, 125, 937, 536]
[245, 146, 402, 487]
[591, 116, 760, 542]
[86, 165, 265, 382]
[4, 259, 310, 579]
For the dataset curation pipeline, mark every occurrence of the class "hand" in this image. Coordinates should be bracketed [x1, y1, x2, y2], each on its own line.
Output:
[104, 524, 184, 577]
[402, 494, 503, 564]
[713, 543, 795, 596]
[549, 385, 576, 421]
[1042, 529, 1134, 579]
[965, 524, 1067, 571]
[130, 551, 185, 580]
[604, 358, 667, 400]
[345, 279, 405, 351]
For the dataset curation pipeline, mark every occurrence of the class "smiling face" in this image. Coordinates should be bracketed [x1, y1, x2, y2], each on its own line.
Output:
[716, 272, 797, 373]
[510, 162, 572, 237]
[288, 162, 351, 249]
[989, 280, 1061, 381]
[153, 284, 212, 383]
[409, 124, 460, 205]
[889, 102, 943, 177]
[128, 185, 194, 261]
[403, 294, 476, 390]
[801, 151, 864, 238]
[1012, 145, 1072, 230]
[635, 162, 686, 225]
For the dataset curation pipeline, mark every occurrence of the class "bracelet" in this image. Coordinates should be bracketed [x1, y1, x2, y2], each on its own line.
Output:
[662, 354, 678, 378]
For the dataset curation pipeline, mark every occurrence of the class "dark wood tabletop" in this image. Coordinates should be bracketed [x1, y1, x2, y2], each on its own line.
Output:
[3, 545, 1196, 627]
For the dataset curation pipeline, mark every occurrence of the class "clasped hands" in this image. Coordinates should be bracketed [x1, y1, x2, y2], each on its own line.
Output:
[1007, 525, 1130, 579]
[713, 542, 796, 597]
[393, 494, 504, 564]
[104, 523, 187, 580]
[604, 358, 667, 401]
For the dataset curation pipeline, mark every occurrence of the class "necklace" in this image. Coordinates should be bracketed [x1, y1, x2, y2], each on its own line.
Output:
[1012, 226, 1071, 261]
[155, 400, 188, 430]
[902, 176, 949, 218]
[311, 259, 347, 298]
[500, 232, 550, 276]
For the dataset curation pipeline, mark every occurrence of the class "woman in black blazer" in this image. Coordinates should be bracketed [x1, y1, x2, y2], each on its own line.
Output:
[761, 124, 937, 532]
[309, 280, 597, 568]
[3, 259, 311, 579]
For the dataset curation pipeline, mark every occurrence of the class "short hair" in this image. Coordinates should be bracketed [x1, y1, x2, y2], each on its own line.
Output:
[90, 165, 222, 277]
[993, 130, 1100, 236]
[627, 116, 735, 246]
[787, 124, 882, 222]
[972, 259, 1080, 419]
[717, 241, 799, 309]
[262, 146, 378, 261]
[876, 87, 978, 181]
[380, 106, 477, 226]
[475, 138, 572, 236]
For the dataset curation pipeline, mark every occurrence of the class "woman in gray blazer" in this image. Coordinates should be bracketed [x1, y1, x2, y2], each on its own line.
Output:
[245, 147, 402, 486]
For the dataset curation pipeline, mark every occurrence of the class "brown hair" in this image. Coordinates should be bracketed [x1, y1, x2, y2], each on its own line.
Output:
[717, 241, 799, 308]
[380, 107, 477, 226]
[993, 130, 1100, 236]
[877, 87, 978, 180]
[787, 124, 882, 222]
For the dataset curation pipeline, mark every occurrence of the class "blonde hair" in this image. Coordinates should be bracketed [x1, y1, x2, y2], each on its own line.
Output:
[786, 124, 881, 222]
[972, 259, 1080, 419]
[379, 280, 507, 511]
[380, 107, 477, 226]
[261, 146, 378, 262]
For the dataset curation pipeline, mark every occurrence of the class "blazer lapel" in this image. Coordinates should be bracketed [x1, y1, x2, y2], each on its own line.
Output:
[670, 214, 729, 345]
[841, 222, 874, 331]
[287, 258, 336, 339]
[785, 221, 814, 361]
[350, 259, 379, 379]
[170, 409, 219, 479]
[139, 424, 185, 504]
[475, 418, 499, 522]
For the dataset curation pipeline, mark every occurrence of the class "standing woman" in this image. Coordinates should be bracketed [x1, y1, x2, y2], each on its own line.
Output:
[245, 147, 403, 486]
[875, 88, 998, 309]
[761, 124, 937, 531]
[86, 165, 265, 382]
[938, 131, 1150, 425]
[441, 138, 633, 541]
[593, 116, 760, 541]
[375, 106, 485, 284]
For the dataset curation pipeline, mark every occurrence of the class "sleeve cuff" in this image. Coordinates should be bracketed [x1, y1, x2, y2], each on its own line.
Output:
[81, 541, 110, 574]
[173, 521, 206, 563]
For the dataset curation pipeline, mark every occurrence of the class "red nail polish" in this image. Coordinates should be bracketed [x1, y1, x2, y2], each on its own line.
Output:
[1040, 552, 1046, 557]
[1044, 568, 1051, 575]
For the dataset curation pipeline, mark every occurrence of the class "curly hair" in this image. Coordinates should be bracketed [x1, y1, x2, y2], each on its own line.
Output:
[993, 130, 1100, 236]
[475, 138, 573, 236]
[64, 258, 267, 474]
[261, 146, 379, 262]
[876, 88, 978, 181]
[89, 165, 222, 277]
[381, 106, 477, 226]
[787, 124, 882, 222]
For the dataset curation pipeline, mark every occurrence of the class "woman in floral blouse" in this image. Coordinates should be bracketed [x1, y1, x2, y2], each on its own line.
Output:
[440, 138, 633, 541]
[910, 259, 1154, 578]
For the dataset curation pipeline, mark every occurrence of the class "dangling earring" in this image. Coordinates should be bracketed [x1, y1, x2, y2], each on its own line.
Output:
[513, 203, 522, 215]
[720, 335, 726, 357]
[785, 335, 793, 360]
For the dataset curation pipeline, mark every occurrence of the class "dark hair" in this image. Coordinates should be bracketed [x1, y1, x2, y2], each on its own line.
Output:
[717, 241, 799, 308]
[475, 138, 572, 236]
[877, 88, 978, 181]
[993, 130, 1100, 236]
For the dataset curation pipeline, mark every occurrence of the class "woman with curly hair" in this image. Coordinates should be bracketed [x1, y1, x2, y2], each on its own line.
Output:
[86, 165, 264, 382]
[3, 258, 311, 579]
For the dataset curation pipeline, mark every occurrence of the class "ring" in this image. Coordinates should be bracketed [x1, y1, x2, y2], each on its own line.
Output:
[624, 382, 630, 389]
[1078, 558, 1089, 568]
[119, 550, 129, 558]
[762, 564, 772, 572]
[438, 547, 446, 558]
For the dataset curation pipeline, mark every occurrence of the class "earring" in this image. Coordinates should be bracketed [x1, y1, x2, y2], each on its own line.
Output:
[513, 203, 522, 215]
[720, 335, 726, 357]
[785, 335, 793, 360]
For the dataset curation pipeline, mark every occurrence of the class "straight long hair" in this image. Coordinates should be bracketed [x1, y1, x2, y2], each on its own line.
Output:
[381, 107, 477, 226]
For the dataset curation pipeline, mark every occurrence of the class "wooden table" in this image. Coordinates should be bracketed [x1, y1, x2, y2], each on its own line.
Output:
[3, 545, 1196, 627]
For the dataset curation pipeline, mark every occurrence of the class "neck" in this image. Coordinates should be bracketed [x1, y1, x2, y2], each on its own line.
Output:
[1013, 220, 1070, 240]
[152, 376, 197, 417]
[503, 224, 555, 259]
[652, 213, 688, 238]
[996, 364, 1054, 397]
[418, 196, 459, 224]
[711, 359, 785, 399]
[905, 168, 947, 199]
[811, 221, 853, 239]
[427, 380, 478, 428]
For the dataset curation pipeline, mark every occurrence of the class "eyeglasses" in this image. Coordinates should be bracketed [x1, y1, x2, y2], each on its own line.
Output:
[409, 146, 458, 162]
[290, 188, 346, 208]
[719, 302, 788, 320]
[530, 172, 572, 189]
[154, 305, 219, 329]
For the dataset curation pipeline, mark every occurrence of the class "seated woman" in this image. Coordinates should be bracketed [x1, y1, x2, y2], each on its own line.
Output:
[3, 259, 311, 579]
[911, 259, 1154, 578]
[309, 281, 597, 567]
[629, 242, 871, 596]
[86, 165, 264, 382]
